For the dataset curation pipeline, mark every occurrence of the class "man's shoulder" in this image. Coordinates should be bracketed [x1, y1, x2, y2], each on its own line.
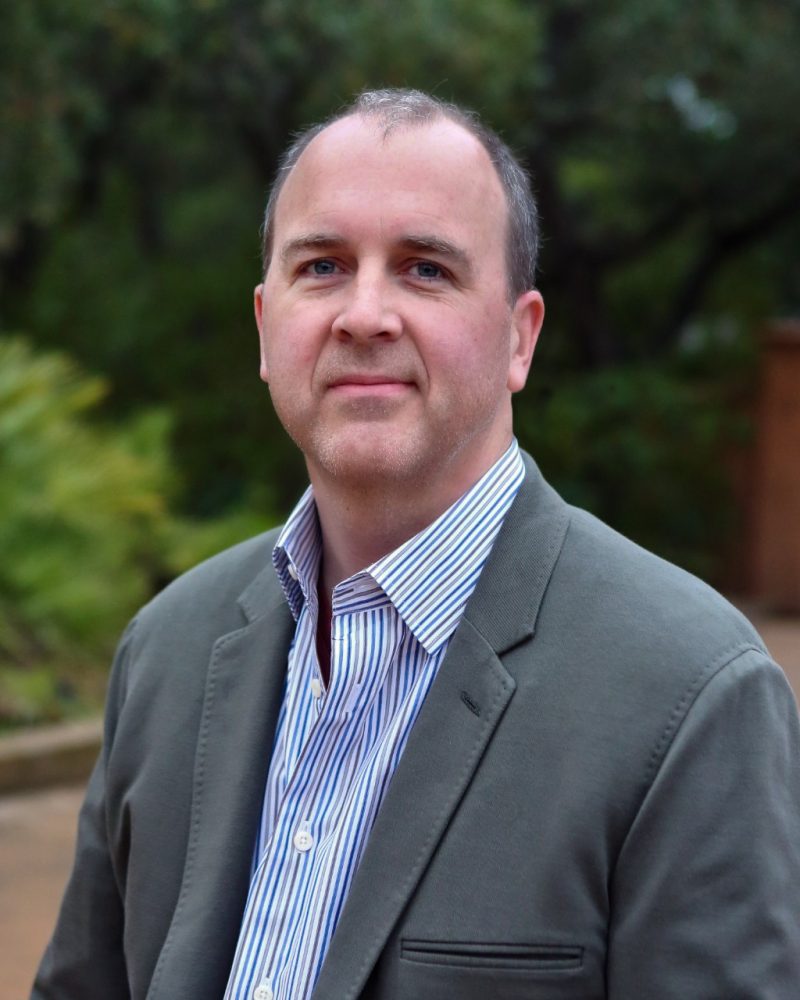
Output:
[103, 526, 288, 717]
[500, 491, 780, 786]
[509, 455, 762, 662]
[554, 502, 765, 665]
[136, 525, 284, 636]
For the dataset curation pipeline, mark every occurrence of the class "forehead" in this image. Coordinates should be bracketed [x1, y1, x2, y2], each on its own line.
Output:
[270, 115, 508, 256]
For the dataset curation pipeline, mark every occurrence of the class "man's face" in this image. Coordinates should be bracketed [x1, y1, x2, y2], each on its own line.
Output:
[255, 115, 543, 495]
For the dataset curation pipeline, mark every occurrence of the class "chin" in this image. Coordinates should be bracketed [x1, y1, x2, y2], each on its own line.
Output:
[308, 429, 436, 486]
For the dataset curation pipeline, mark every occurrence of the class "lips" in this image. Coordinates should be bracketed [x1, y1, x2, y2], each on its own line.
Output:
[326, 375, 415, 401]
[328, 374, 413, 388]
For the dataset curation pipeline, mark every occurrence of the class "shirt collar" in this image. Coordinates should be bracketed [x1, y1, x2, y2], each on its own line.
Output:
[273, 440, 525, 654]
[272, 486, 321, 621]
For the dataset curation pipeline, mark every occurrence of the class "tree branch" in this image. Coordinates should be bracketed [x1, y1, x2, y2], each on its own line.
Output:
[588, 195, 699, 269]
[653, 176, 800, 353]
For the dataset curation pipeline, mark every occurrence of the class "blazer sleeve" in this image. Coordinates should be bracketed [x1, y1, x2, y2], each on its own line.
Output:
[607, 646, 800, 998]
[30, 618, 138, 1000]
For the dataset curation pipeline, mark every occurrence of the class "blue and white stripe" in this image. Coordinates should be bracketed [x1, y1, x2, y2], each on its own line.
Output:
[224, 440, 525, 1000]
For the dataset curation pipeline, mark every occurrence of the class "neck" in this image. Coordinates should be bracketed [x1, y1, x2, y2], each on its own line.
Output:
[310, 442, 511, 597]
[313, 480, 446, 597]
[306, 426, 512, 594]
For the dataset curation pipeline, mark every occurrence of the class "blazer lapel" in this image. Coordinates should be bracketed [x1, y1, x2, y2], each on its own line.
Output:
[311, 454, 570, 1000]
[147, 566, 295, 1000]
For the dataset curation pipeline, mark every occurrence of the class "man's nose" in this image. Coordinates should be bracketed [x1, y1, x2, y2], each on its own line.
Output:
[330, 272, 403, 343]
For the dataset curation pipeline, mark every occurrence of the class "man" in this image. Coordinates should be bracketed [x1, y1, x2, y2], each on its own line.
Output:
[34, 89, 800, 999]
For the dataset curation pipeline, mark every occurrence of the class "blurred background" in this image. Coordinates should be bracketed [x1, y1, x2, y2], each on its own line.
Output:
[2, 0, 800, 728]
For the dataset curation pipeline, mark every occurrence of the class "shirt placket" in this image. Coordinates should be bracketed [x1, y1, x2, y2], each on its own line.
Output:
[247, 606, 376, 999]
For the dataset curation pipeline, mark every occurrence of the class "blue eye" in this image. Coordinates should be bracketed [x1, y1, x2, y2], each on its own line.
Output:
[413, 261, 442, 280]
[310, 259, 338, 275]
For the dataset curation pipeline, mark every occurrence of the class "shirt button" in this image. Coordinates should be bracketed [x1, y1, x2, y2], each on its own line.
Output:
[287, 563, 298, 581]
[310, 677, 322, 699]
[293, 822, 314, 852]
[253, 982, 273, 1000]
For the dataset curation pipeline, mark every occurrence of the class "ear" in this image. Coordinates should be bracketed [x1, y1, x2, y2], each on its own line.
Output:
[254, 283, 269, 383]
[507, 289, 544, 393]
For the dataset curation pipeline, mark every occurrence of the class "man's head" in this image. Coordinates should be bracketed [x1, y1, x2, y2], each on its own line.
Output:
[261, 89, 540, 303]
[255, 90, 544, 503]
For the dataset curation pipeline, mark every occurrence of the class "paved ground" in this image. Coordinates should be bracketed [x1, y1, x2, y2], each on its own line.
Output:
[0, 784, 85, 999]
[1, 611, 798, 1000]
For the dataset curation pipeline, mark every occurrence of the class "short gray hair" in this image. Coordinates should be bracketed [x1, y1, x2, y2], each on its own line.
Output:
[260, 88, 540, 299]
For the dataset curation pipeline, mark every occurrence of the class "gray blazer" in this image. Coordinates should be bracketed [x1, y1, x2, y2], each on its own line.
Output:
[33, 455, 800, 999]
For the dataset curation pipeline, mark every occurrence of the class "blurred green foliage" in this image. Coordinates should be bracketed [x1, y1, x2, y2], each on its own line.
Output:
[0, 338, 167, 656]
[1, 0, 799, 721]
[0, 336, 274, 725]
[517, 355, 754, 581]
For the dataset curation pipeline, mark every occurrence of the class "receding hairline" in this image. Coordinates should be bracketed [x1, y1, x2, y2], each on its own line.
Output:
[308, 103, 478, 145]
[265, 111, 508, 264]
[293, 107, 491, 161]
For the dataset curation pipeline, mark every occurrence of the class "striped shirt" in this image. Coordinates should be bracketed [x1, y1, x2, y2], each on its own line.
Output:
[224, 440, 525, 1000]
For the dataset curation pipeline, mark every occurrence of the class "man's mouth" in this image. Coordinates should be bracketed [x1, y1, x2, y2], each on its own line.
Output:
[327, 374, 415, 396]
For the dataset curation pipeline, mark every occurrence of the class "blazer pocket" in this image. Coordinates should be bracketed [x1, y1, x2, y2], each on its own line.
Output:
[401, 939, 584, 973]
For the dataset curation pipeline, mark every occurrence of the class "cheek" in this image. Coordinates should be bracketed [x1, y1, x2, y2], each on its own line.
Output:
[426, 338, 500, 407]
[449, 311, 512, 382]
[262, 320, 319, 380]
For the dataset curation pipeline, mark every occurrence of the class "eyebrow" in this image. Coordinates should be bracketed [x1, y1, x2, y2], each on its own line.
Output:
[279, 233, 346, 267]
[278, 231, 474, 281]
[399, 234, 474, 281]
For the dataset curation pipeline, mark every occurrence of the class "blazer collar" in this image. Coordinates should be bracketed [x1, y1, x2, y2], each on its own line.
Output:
[464, 450, 570, 652]
[237, 555, 288, 624]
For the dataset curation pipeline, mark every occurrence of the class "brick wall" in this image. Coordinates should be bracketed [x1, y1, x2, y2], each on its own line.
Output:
[750, 321, 800, 611]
